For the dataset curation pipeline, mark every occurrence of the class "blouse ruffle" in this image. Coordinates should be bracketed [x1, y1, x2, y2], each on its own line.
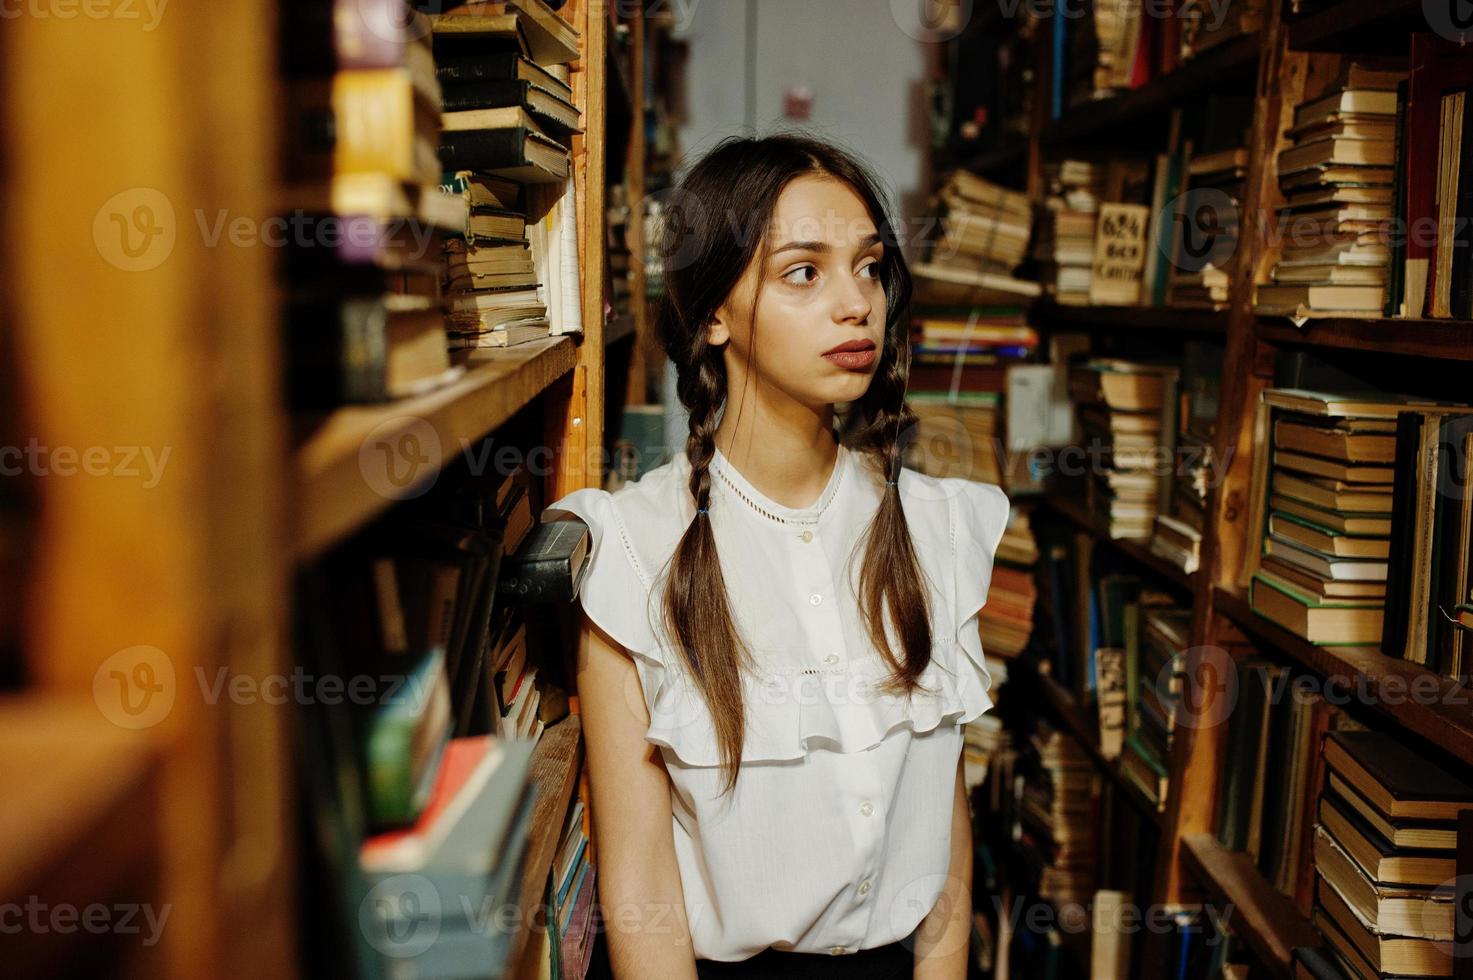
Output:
[543, 471, 1010, 770]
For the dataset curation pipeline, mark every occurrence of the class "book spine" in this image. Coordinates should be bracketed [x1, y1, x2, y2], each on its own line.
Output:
[1452, 93, 1473, 320]
[438, 127, 531, 172]
[436, 54, 519, 85]
[441, 78, 531, 113]
[498, 557, 578, 602]
[1386, 79, 1410, 317]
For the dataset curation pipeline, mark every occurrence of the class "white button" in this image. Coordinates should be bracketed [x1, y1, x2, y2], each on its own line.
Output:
[800, 530, 813, 542]
[859, 801, 874, 817]
[808, 593, 822, 606]
[824, 653, 840, 666]
[828, 946, 846, 955]
[858, 880, 871, 896]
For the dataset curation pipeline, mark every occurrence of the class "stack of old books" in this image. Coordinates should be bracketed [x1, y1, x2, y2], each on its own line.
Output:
[1035, 160, 1102, 305]
[912, 171, 1041, 306]
[1247, 389, 1398, 644]
[1069, 359, 1178, 539]
[1022, 723, 1099, 907]
[1244, 389, 1469, 650]
[1166, 147, 1248, 311]
[280, 1, 468, 405]
[1257, 64, 1405, 319]
[1312, 730, 1469, 980]
[432, 0, 582, 347]
[979, 506, 1039, 659]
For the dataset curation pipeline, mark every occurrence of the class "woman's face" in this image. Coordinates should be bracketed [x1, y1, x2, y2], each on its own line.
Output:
[708, 174, 888, 411]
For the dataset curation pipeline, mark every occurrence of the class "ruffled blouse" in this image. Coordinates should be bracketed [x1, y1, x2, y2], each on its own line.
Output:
[543, 442, 1008, 962]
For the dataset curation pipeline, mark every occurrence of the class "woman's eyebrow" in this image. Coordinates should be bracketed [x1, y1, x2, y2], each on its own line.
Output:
[770, 232, 883, 257]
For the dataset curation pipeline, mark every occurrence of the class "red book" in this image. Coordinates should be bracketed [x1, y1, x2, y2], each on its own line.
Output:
[360, 735, 496, 873]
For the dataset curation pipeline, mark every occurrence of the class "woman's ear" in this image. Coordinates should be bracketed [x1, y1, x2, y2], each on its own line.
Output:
[706, 311, 730, 347]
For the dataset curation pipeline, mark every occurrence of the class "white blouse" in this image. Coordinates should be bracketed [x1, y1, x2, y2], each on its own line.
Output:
[543, 442, 1008, 963]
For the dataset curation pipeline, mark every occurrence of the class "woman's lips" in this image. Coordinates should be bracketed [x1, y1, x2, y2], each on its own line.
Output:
[822, 347, 877, 369]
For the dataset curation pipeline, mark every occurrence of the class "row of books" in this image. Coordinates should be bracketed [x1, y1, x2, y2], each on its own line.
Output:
[279, 0, 586, 409]
[1243, 388, 1473, 668]
[904, 305, 1039, 490]
[1050, 0, 1262, 119]
[299, 440, 595, 977]
[912, 171, 1042, 308]
[432, 1, 583, 350]
[1069, 358, 1178, 540]
[1257, 63, 1405, 318]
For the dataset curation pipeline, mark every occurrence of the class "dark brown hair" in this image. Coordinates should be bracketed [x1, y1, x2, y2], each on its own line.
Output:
[654, 133, 933, 794]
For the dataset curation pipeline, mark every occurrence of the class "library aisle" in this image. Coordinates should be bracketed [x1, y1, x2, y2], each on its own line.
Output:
[3, 1, 1473, 979]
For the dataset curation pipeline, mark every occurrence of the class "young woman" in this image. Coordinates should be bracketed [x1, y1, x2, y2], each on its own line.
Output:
[545, 134, 1007, 979]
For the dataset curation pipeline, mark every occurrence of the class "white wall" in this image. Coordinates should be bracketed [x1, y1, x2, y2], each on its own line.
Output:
[671, 0, 931, 221]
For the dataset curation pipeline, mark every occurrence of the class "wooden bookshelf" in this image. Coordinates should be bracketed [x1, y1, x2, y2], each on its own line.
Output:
[1285, 0, 1422, 52]
[1041, 33, 1261, 145]
[1031, 301, 1229, 335]
[1212, 586, 1473, 763]
[1040, 494, 1196, 593]
[294, 337, 580, 560]
[506, 715, 585, 979]
[1257, 315, 1473, 362]
[1180, 834, 1319, 979]
[2, 0, 613, 976]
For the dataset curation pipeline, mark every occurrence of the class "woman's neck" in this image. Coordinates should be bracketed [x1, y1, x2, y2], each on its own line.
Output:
[712, 409, 839, 512]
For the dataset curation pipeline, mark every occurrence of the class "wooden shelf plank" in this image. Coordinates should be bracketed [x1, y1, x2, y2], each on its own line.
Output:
[0, 698, 162, 975]
[1212, 586, 1473, 763]
[1041, 34, 1261, 145]
[1031, 301, 1229, 335]
[294, 335, 580, 560]
[1041, 495, 1197, 593]
[1257, 316, 1473, 362]
[1180, 834, 1318, 979]
[507, 714, 584, 980]
[1285, 0, 1421, 51]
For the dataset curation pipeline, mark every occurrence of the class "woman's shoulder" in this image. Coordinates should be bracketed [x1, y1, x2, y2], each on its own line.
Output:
[541, 453, 693, 583]
[896, 466, 1010, 556]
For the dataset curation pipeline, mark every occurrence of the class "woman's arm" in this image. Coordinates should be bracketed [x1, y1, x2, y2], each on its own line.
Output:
[575, 611, 699, 980]
[913, 753, 973, 979]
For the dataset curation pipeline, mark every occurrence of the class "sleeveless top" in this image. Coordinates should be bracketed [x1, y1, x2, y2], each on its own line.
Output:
[543, 443, 1008, 962]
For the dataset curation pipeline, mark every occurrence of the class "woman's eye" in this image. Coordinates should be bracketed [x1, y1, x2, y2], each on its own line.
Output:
[782, 265, 819, 286]
[857, 261, 881, 280]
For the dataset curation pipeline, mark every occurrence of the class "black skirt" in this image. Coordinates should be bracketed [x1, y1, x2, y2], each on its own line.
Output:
[693, 930, 916, 980]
